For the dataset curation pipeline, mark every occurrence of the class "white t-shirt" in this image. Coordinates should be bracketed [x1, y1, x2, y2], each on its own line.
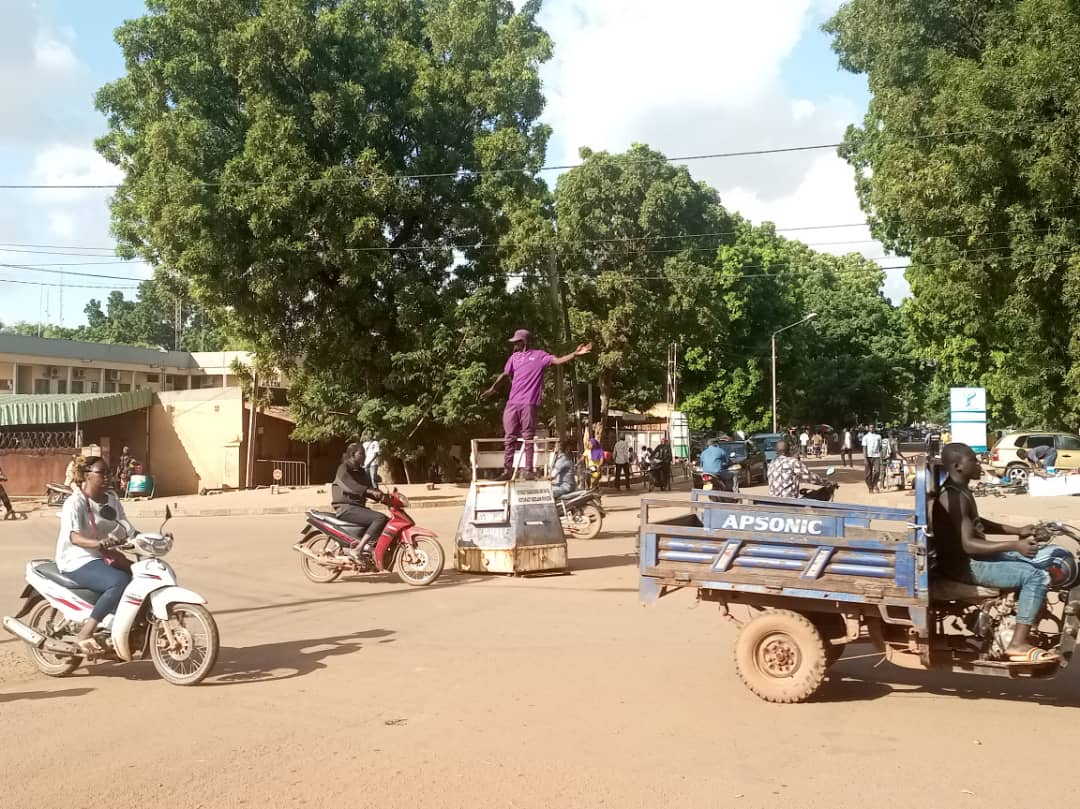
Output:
[55, 491, 128, 573]
[363, 439, 381, 464]
[799, 432, 810, 446]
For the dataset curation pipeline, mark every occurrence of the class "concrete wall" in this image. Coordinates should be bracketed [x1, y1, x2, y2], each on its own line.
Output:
[149, 388, 245, 496]
[0, 448, 72, 496]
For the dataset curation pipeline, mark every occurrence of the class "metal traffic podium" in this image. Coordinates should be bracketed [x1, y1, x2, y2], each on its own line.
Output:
[454, 437, 568, 575]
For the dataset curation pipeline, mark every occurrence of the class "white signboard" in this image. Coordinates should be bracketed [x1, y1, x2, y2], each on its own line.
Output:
[949, 387, 987, 451]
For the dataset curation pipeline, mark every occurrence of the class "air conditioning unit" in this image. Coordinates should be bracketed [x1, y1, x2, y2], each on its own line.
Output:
[72, 369, 86, 380]
[48, 366, 60, 379]
[105, 370, 119, 382]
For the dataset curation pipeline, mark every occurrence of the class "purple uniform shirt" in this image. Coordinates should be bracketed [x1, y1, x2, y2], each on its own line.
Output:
[504, 349, 553, 406]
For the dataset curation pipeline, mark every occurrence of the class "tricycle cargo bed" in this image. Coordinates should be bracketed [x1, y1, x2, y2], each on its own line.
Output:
[639, 490, 926, 607]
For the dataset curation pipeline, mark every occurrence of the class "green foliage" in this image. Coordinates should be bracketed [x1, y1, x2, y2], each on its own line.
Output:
[96, 0, 554, 453]
[827, 0, 1080, 429]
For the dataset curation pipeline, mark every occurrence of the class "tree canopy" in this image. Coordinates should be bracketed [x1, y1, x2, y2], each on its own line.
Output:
[827, 0, 1080, 429]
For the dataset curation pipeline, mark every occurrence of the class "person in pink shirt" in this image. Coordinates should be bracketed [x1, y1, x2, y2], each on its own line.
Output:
[481, 329, 591, 480]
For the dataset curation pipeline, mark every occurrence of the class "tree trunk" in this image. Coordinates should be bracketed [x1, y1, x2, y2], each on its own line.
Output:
[599, 375, 612, 423]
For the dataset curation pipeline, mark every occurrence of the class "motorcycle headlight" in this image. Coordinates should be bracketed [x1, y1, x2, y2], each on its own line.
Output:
[134, 532, 173, 557]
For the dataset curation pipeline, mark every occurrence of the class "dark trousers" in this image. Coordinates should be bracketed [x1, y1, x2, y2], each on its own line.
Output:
[865, 457, 882, 491]
[0, 484, 12, 512]
[333, 504, 389, 544]
[502, 403, 538, 470]
[66, 559, 131, 622]
[840, 448, 853, 467]
[614, 463, 630, 489]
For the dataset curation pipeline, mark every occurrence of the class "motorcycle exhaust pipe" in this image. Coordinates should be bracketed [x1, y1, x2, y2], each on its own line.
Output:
[292, 543, 348, 566]
[2, 615, 45, 647]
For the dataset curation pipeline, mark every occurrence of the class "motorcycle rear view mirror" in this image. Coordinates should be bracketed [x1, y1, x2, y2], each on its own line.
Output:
[99, 504, 118, 522]
[160, 505, 172, 533]
[825, 466, 836, 476]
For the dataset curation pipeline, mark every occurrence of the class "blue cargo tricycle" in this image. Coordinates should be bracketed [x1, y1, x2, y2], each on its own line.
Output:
[639, 463, 1080, 702]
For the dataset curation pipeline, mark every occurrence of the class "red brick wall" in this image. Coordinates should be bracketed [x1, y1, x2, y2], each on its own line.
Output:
[0, 448, 74, 496]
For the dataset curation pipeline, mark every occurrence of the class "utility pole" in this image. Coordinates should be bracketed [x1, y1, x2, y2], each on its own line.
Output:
[546, 251, 567, 437]
[245, 370, 258, 488]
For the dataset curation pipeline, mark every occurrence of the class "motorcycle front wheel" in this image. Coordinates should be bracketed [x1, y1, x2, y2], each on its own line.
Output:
[396, 536, 445, 586]
[150, 603, 220, 686]
[300, 535, 344, 584]
[567, 504, 603, 539]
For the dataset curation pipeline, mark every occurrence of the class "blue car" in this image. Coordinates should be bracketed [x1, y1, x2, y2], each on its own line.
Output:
[749, 432, 783, 463]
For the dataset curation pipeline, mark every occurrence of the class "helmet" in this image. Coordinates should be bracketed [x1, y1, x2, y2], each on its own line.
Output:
[134, 532, 173, 558]
[1033, 545, 1079, 590]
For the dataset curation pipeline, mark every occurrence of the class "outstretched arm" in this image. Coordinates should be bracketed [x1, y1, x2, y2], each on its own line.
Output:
[480, 372, 510, 400]
[550, 343, 593, 366]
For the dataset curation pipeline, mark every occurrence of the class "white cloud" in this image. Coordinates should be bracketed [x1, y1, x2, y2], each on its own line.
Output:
[31, 144, 124, 205]
[34, 35, 78, 73]
[537, 0, 910, 300]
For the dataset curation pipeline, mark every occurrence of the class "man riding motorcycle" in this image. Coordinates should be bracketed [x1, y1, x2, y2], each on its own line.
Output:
[652, 436, 673, 490]
[699, 438, 737, 492]
[550, 439, 578, 500]
[331, 442, 392, 570]
[767, 439, 825, 498]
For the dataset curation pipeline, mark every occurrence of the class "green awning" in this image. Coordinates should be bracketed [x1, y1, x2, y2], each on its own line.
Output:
[0, 391, 153, 426]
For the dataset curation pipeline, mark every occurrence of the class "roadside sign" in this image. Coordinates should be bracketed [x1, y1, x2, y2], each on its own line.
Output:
[949, 387, 987, 452]
[273, 468, 283, 482]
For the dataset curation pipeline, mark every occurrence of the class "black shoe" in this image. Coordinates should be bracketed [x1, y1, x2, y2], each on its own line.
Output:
[496, 470, 513, 482]
[524, 471, 536, 481]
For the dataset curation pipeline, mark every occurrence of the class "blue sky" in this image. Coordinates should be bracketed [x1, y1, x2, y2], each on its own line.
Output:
[0, 0, 903, 330]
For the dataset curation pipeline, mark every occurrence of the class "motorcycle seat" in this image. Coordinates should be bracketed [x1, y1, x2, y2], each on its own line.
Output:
[931, 578, 1006, 601]
[559, 491, 593, 506]
[308, 510, 363, 530]
[31, 561, 101, 604]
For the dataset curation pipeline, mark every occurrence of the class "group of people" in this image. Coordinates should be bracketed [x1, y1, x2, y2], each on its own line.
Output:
[792, 428, 831, 459]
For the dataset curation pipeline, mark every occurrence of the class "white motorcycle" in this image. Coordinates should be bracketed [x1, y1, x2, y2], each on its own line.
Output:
[2, 507, 219, 686]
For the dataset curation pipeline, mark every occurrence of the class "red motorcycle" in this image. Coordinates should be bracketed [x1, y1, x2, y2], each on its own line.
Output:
[292, 490, 445, 586]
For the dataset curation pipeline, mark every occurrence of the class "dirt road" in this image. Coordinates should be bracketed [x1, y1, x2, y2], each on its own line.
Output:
[2, 480, 1078, 809]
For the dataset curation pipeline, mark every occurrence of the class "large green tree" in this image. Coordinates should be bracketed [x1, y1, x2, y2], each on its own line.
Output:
[96, 0, 552, 454]
[827, 0, 1080, 429]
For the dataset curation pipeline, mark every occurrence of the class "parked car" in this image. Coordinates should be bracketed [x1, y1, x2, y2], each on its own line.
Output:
[748, 432, 783, 463]
[987, 431, 1080, 483]
[693, 440, 767, 488]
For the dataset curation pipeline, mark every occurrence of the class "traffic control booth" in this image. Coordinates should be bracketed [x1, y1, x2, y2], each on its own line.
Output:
[454, 438, 568, 574]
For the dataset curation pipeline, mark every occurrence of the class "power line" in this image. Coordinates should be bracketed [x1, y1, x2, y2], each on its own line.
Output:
[0, 125, 1044, 190]
[0, 274, 140, 290]
[0, 263, 149, 282]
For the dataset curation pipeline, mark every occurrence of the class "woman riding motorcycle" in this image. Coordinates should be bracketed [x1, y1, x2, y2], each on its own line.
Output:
[54, 455, 135, 655]
[331, 442, 392, 569]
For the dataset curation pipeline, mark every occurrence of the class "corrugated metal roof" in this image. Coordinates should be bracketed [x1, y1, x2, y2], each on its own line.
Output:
[0, 390, 153, 426]
[0, 333, 197, 369]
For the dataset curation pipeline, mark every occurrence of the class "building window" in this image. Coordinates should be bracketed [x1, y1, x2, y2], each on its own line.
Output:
[33, 379, 49, 394]
[71, 381, 84, 394]
[146, 373, 159, 383]
[104, 383, 117, 393]
[119, 384, 131, 393]
[56, 381, 67, 394]
[88, 381, 99, 394]
[0, 379, 10, 391]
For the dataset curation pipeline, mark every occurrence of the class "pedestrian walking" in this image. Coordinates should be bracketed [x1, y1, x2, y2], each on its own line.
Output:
[481, 329, 591, 480]
[811, 431, 823, 459]
[840, 427, 854, 468]
[362, 433, 381, 488]
[612, 435, 631, 491]
[799, 429, 810, 458]
[0, 464, 14, 517]
[862, 425, 882, 494]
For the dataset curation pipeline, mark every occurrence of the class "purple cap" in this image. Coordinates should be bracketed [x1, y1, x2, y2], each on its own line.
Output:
[509, 328, 531, 343]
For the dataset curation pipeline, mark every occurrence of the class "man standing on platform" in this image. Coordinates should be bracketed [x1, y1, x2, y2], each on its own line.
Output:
[481, 329, 591, 481]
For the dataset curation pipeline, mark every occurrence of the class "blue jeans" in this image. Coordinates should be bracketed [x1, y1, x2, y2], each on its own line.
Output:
[551, 484, 575, 499]
[65, 559, 132, 622]
[955, 554, 1050, 625]
[366, 462, 379, 487]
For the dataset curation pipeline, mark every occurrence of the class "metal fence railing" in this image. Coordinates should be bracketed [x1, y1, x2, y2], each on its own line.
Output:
[256, 459, 309, 487]
[0, 430, 78, 450]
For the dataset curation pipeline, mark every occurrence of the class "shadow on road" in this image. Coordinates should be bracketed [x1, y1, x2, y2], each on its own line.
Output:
[816, 647, 1080, 707]
[570, 553, 638, 572]
[0, 687, 94, 703]
[205, 629, 395, 686]
[83, 629, 395, 686]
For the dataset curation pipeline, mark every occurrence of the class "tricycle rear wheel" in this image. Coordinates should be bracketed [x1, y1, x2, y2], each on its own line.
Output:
[734, 609, 827, 703]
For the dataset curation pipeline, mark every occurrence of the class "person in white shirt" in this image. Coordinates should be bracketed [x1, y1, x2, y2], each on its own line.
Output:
[612, 435, 631, 490]
[362, 433, 381, 488]
[861, 426, 883, 493]
[799, 430, 810, 457]
[840, 427, 854, 468]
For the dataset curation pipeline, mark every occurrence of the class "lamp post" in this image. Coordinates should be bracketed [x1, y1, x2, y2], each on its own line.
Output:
[771, 313, 817, 433]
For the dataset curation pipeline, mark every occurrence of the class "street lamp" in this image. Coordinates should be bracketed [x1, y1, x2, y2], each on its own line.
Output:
[772, 313, 817, 433]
